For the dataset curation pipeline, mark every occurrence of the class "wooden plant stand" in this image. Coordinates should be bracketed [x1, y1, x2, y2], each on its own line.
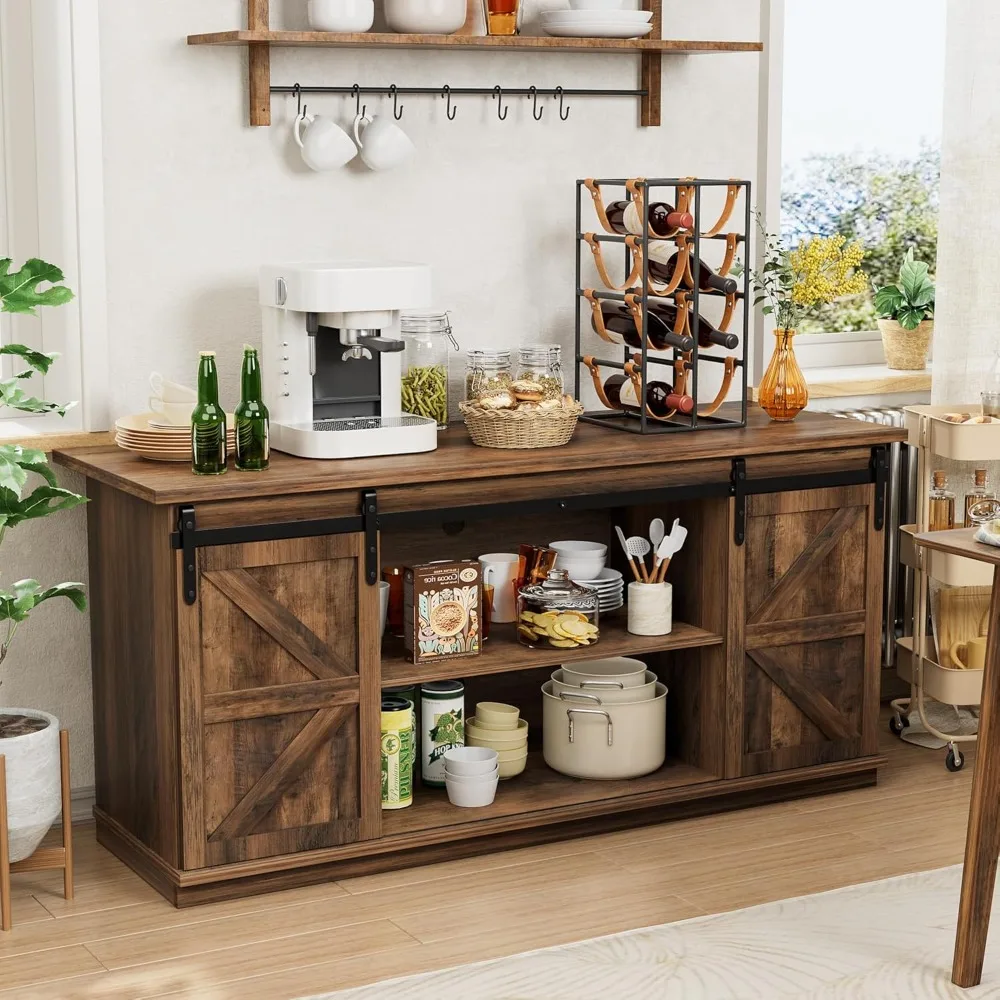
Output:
[0, 729, 73, 930]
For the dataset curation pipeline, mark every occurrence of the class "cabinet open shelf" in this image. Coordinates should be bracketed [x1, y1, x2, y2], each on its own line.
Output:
[186, 30, 762, 53]
[382, 752, 715, 837]
[382, 619, 722, 686]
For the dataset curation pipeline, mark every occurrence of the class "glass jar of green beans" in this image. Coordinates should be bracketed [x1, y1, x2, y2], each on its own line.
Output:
[400, 311, 458, 430]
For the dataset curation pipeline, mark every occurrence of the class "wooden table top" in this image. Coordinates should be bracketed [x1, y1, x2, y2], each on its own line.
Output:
[54, 408, 905, 506]
[913, 527, 1000, 567]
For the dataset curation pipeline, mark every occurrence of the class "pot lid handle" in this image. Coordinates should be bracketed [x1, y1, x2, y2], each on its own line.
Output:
[566, 707, 613, 746]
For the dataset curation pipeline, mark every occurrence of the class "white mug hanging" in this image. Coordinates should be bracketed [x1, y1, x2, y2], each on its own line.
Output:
[293, 113, 358, 171]
[353, 113, 416, 172]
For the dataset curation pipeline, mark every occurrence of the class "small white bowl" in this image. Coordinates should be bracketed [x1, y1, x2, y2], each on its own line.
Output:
[550, 540, 608, 557]
[554, 555, 606, 580]
[446, 773, 499, 807]
[445, 764, 499, 783]
[384, 0, 467, 33]
[308, 0, 374, 32]
[443, 747, 499, 776]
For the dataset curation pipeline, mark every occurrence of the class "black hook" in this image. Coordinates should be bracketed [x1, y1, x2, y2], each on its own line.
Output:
[389, 84, 404, 121]
[293, 83, 303, 118]
[493, 85, 508, 121]
[529, 85, 544, 121]
[554, 85, 570, 121]
[442, 85, 457, 121]
[352, 84, 366, 119]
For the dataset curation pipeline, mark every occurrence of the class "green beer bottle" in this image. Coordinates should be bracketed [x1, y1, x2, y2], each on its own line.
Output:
[191, 351, 227, 476]
[234, 345, 270, 472]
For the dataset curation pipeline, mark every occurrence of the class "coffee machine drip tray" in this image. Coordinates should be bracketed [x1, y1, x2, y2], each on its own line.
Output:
[272, 414, 438, 460]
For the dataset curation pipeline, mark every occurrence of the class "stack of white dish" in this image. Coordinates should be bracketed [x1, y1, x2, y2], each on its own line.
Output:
[575, 568, 624, 614]
[115, 413, 235, 463]
[465, 702, 528, 778]
[551, 540, 606, 580]
[540, 1, 653, 38]
[444, 747, 499, 808]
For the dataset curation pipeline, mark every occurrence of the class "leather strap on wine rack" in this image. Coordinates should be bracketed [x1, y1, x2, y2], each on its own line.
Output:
[626, 290, 688, 344]
[698, 356, 736, 417]
[583, 289, 618, 345]
[702, 182, 740, 238]
[624, 357, 680, 423]
[718, 291, 737, 334]
[582, 355, 615, 409]
[646, 237, 690, 298]
[583, 179, 618, 235]
[583, 233, 643, 292]
[719, 232, 739, 276]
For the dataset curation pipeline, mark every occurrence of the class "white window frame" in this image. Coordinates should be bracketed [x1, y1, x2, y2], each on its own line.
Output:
[0, 0, 108, 435]
[755, 0, 885, 379]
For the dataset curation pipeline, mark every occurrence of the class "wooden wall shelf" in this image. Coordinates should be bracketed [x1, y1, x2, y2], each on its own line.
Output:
[186, 0, 762, 127]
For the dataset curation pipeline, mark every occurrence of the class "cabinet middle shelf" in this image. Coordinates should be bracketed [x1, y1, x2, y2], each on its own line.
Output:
[381, 619, 722, 686]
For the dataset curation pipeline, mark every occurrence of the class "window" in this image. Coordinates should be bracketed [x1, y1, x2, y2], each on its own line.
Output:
[0, 0, 108, 434]
[760, 0, 946, 367]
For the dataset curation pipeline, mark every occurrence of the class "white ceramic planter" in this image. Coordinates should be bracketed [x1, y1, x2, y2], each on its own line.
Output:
[0, 709, 61, 862]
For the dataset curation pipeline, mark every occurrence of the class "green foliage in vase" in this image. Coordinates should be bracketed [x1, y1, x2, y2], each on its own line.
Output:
[781, 147, 939, 332]
[0, 259, 87, 675]
[873, 248, 936, 330]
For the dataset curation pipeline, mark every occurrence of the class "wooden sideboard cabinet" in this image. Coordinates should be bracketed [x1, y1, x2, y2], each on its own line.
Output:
[57, 411, 904, 906]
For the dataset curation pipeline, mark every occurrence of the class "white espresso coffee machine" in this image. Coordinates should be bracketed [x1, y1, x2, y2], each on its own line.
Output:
[259, 261, 438, 459]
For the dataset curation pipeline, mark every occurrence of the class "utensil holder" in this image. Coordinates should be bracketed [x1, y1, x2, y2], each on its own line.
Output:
[627, 581, 672, 636]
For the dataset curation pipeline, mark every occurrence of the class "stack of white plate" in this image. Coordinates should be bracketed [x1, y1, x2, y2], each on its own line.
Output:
[540, 6, 653, 38]
[576, 568, 624, 614]
[115, 412, 235, 463]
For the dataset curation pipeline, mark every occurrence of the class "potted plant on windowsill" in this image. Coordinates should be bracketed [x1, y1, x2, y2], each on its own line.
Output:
[0, 258, 87, 862]
[874, 249, 935, 370]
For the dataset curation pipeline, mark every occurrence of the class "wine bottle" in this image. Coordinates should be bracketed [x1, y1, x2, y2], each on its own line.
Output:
[605, 200, 694, 239]
[191, 351, 227, 476]
[647, 244, 739, 295]
[234, 345, 270, 472]
[592, 301, 695, 353]
[604, 374, 694, 416]
[646, 300, 740, 351]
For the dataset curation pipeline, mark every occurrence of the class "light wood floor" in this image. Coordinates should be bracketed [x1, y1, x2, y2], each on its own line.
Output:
[0, 719, 980, 1000]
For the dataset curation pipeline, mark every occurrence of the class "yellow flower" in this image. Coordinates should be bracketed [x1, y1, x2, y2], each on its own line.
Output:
[788, 235, 867, 308]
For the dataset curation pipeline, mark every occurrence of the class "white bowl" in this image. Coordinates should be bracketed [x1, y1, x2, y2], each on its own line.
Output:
[308, 0, 375, 32]
[446, 773, 499, 807]
[550, 540, 608, 557]
[568, 0, 624, 7]
[445, 764, 499, 783]
[384, 0, 467, 33]
[554, 555, 606, 580]
[443, 747, 499, 776]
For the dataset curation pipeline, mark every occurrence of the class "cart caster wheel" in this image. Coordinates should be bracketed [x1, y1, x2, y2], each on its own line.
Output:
[946, 746, 965, 772]
[889, 714, 909, 737]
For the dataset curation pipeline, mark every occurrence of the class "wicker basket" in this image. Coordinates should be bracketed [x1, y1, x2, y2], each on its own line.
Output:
[459, 400, 585, 449]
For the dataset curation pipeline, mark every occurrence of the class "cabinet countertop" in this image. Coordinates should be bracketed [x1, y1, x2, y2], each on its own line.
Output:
[54, 408, 905, 506]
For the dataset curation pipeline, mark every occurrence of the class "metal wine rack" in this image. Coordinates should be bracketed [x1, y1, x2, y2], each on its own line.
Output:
[573, 176, 751, 435]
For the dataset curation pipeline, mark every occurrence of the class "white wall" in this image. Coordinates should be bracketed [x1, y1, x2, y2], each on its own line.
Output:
[6, 0, 762, 794]
[932, 0, 1000, 403]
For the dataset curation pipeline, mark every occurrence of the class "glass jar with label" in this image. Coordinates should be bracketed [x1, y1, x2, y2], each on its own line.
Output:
[400, 311, 459, 429]
[517, 568, 600, 649]
[465, 349, 513, 402]
[517, 345, 563, 399]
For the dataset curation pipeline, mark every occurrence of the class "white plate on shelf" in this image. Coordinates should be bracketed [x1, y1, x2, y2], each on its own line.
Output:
[540, 8, 652, 22]
[541, 22, 652, 35]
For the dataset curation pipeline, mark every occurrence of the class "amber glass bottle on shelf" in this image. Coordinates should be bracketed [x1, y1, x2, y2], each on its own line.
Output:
[963, 468, 995, 526]
[646, 300, 739, 351]
[647, 244, 739, 295]
[928, 470, 956, 531]
[604, 373, 694, 416]
[592, 301, 695, 353]
[757, 328, 808, 422]
[605, 200, 694, 239]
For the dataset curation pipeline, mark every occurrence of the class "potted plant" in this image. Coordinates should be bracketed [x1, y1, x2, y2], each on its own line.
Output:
[874, 249, 935, 370]
[738, 223, 867, 421]
[0, 258, 87, 861]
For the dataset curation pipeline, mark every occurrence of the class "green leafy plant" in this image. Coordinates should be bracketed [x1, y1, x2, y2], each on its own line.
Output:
[0, 259, 87, 674]
[873, 248, 936, 330]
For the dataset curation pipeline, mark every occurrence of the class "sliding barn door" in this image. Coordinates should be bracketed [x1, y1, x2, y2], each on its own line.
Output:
[177, 533, 380, 868]
[739, 485, 882, 776]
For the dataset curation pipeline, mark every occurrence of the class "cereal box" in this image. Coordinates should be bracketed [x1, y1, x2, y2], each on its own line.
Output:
[403, 561, 482, 664]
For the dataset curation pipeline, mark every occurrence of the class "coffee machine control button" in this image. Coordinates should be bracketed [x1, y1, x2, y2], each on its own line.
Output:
[275, 277, 287, 306]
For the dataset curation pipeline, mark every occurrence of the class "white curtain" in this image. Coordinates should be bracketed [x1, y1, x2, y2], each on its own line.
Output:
[933, 0, 1000, 404]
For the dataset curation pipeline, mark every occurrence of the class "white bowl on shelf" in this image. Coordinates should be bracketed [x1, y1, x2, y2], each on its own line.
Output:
[307, 0, 375, 32]
[445, 771, 499, 807]
[383, 0, 467, 34]
[443, 746, 499, 776]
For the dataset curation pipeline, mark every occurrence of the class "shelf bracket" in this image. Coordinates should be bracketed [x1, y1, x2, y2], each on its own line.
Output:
[640, 0, 662, 126]
[361, 489, 379, 586]
[178, 506, 198, 605]
[248, 0, 271, 126]
[871, 445, 888, 532]
[731, 457, 747, 546]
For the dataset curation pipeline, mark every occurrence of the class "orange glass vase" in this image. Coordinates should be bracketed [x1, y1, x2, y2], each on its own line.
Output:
[758, 328, 808, 422]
